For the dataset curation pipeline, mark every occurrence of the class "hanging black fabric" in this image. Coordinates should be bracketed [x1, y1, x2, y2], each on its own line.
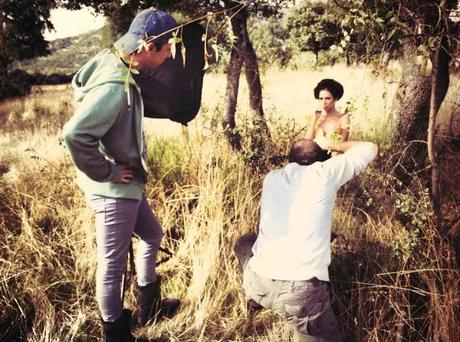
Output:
[138, 22, 205, 125]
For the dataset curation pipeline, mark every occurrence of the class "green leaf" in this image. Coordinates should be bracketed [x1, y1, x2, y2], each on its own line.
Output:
[138, 39, 148, 53]
[421, 58, 432, 77]
[169, 30, 181, 44]
[181, 44, 186, 67]
[387, 28, 397, 40]
[171, 42, 176, 59]
[417, 44, 429, 53]
[212, 44, 219, 63]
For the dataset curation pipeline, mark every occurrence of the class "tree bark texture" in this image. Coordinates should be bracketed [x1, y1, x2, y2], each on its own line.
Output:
[223, 6, 271, 156]
[392, 40, 431, 179]
[393, 41, 432, 144]
[223, 49, 243, 150]
[392, 35, 450, 174]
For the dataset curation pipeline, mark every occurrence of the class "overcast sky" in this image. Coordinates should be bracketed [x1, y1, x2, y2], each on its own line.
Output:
[44, 7, 106, 41]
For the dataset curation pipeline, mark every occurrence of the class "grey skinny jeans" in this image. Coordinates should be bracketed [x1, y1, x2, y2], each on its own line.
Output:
[87, 193, 163, 322]
[235, 233, 342, 342]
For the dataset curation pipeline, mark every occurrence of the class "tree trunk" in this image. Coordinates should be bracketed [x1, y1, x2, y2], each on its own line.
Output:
[239, 13, 272, 152]
[223, 49, 243, 150]
[223, 6, 272, 159]
[392, 36, 450, 175]
[393, 41, 431, 144]
[392, 0, 452, 171]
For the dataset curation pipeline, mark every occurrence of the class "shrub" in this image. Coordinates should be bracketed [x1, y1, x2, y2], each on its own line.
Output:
[248, 17, 293, 69]
[0, 69, 33, 100]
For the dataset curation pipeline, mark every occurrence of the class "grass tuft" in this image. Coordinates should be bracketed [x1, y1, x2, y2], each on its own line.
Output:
[0, 67, 458, 341]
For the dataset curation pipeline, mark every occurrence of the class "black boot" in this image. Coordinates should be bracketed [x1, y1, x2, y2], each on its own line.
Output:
[136, 276, 181, 326]
[102, 309, 140, 342]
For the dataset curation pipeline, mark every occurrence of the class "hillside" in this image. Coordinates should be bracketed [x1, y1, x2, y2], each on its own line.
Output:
[11, 26, 112, 76]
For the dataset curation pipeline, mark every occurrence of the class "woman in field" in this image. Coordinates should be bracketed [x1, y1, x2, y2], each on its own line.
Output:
[305, 78, 350, 158]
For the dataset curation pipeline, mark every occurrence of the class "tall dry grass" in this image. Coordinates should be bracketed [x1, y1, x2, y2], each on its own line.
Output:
[0, 66, 459, 341]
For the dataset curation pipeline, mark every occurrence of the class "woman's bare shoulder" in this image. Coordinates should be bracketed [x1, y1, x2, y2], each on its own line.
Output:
[338, 112, 350, 122]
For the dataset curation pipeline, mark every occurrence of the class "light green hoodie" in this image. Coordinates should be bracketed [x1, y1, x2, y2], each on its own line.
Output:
[63, 49, 148, 200]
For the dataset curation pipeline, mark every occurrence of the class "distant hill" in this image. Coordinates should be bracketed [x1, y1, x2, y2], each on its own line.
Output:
[11, 26, 113, 76]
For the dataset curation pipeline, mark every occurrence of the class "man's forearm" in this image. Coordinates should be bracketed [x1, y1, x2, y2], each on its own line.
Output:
[332, 141, 378, 156]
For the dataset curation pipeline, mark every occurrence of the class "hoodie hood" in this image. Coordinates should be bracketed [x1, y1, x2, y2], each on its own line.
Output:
[72, 49, 136, 103]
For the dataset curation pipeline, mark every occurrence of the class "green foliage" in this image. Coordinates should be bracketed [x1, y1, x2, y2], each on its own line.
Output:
[391, 187, 431, 262]
[286, 2, 341, 65]
[0, 0, 56, 68]
[0, 70, 33, 100]
[336, 0, 406, 63]
[391, 227, 420, 262]
[415, 40, 436, 77]
[395, 188, 431, 231]
[0, 0, 59, 99]
[146, 135, 190, 191]
[248, 17, 293, 69]
[102, 1, 138, 40]
[333, 0, 458, 65]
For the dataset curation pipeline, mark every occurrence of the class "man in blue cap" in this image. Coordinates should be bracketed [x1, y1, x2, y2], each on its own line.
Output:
[63, 8, 180, 342]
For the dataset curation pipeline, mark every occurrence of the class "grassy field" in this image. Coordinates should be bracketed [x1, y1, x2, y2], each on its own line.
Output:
[0, 66, 459, 341]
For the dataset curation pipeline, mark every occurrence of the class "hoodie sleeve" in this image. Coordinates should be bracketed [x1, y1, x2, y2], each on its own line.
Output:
[63, 83, 127, 182]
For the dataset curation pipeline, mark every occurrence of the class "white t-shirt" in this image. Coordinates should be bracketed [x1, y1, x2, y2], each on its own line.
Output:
[248, 143, 377, 281]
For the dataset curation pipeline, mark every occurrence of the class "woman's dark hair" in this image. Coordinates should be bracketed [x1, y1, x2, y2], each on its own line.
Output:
[314, 79, 344, 100]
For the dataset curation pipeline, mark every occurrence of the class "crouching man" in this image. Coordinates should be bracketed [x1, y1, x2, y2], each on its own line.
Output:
[235, 138, 378, 341]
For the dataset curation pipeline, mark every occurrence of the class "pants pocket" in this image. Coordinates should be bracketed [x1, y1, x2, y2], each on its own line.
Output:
[305, 304, 341, 342]
[283, 283, 339, 339]
[243, 269, 269, 307]
[284, 299, 323, 336]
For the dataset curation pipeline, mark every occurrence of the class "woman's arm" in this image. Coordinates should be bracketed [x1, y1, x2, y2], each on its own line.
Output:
[340, 114, 350, 142]
[305, 110, 325, 139]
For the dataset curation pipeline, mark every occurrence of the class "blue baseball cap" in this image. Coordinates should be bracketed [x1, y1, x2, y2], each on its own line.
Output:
[114, 8, 177, 54]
